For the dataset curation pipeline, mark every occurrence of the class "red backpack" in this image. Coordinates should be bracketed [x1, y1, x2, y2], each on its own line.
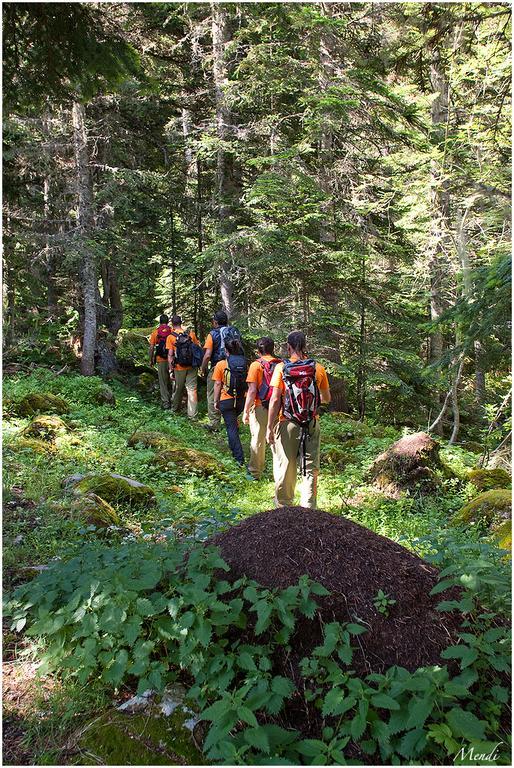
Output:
[282, 359, 320, 475]
[257, 357, 282, 408]
[155, 324, 172, 359]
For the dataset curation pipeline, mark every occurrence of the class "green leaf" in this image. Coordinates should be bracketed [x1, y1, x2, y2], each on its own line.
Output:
[255, 602, 273, 635]
[296, 739, 327, 757]
[196, 616, 212, 647]
[491, 685, 509, 703]
[398, 728, 425, 758]
[244, 726, 270, 754]
[271, 676, 295, 698]
[310, 582, 330, 596]
[406, 696, 434, 729]
[135, 598, 156, 617]
[446, 707, 487, 740]
[238, 652, 257, 671]
[238, 705, 258, 727]
[346, 623, 367, 635]
[371, 693, 400, 711]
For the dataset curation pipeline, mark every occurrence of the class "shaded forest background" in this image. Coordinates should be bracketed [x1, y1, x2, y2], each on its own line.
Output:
[3, 1, 511, 439]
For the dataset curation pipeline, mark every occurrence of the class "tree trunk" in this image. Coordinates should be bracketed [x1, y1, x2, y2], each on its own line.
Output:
[428, 20, 451, 433]
[211, 1, 237, 319]
[72, 100, 97, 377]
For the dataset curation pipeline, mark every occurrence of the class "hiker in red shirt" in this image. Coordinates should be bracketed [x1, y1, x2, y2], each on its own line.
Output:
[266, 331, 331, 509]
[149, 314, 173, 409]
[243, 337, 281, 480]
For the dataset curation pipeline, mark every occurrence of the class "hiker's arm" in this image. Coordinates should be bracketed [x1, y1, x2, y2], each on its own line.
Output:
[266, 387, 282, 445]
[320, 386, 331, 405]
[243, 383, 257, 425]
[201, 348, 212, 375]
[213, 381, 222, 410]
[168, 347, 175, 374]
[149, 344, 155, 366]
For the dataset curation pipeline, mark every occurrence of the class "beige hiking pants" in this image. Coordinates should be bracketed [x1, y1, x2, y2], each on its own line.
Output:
[157, 361, 173, 409]
[171, 368, 198, 419]
[206, 373, 221, 428]
[248, 404, 269, 479]
[272, 419, 321, 509]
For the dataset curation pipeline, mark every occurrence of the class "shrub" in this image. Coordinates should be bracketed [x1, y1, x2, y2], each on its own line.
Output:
[6, 535, 511, 765]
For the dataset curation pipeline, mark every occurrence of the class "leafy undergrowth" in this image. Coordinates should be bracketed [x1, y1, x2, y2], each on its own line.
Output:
[3, 370, 512, 765]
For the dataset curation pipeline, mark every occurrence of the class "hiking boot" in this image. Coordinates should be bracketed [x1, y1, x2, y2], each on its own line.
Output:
[245, 469, 258, 481]
[202, 423, 220, 433]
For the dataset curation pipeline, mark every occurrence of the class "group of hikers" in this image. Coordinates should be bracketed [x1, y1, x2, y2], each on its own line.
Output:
[149, 311, 331, 509]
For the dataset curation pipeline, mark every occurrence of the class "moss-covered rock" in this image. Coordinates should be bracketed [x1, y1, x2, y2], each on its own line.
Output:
[452, 489, 511, 528]
[14, 437, 57, 455]
[22, 415, 68, 442]
[116, 327, 154, 369]
[459, 441, 484, 454]
[467, 468, 511, 492]
[16, 392, 70, 417]
[137, 372, 158, 396]
[73, 473, 156, 507]
[95, 385, 116, 407]
[330, 414, 371, 440]
[71, 493, 121, 527]
[368, 432, 447, 498]
[128, 431, 222, 478]
[491, 519, 512, 552]
[75, 708, 203, 766]
[323, 440, 362, 469]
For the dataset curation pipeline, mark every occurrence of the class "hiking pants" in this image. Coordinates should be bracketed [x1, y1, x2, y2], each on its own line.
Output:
[207, 372, 221, 428]
[171, 367, 198, 419]
[219, 398, 245, 465]
[157, 361, 173, 409]
[272, 419, 321, 509]
[248, 404, 268, 479]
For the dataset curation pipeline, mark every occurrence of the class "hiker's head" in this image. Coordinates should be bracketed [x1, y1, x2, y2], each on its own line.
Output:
[213, 310, 228, 328]
[287, 330, 306, 356]
[225, 338, 244, 357]
[159, 314, 169, 325]
[257, 336, 275, 356]
[171, 315, 182, 327]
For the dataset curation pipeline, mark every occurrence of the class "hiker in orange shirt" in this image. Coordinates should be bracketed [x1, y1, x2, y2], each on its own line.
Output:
[266, 331, 331, 509]
[149, 314, 173, 409]
[212, 338, 248, 466]
[201, 310, 243, 432]
[243, 337, 281, 480]
[166, 315, 202, 420]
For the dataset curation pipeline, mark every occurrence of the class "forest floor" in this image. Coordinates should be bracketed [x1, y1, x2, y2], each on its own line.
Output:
[1, 368, 504, 765]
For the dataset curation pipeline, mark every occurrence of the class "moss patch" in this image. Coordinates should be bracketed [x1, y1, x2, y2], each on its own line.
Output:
[12, 437, 57, 455]
[22, 415, 68, 442]
[491, 519, 512, 552]
[95, 385, 116, 407]
[16, 392, 70, 417]
[128, 431, 222, 478]
[71, 493, 121, 527]
[73, 474, 156, 507]
[76, 709, 203, 765]
[467, 468, 511, 492]
[453, 489, 512, 529]
[116, 327, 154, 369]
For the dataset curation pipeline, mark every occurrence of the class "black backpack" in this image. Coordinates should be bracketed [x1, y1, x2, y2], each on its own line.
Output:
[211, 325, 242, 364]
[223, 354, 248, 401]
[172, 331, 193, 367]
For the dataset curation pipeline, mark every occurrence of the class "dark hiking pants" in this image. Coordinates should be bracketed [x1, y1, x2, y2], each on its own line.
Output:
[219, 398, 245, 465]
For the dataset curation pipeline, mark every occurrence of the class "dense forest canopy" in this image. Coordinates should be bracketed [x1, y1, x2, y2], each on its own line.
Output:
[3, 1, 512, 437]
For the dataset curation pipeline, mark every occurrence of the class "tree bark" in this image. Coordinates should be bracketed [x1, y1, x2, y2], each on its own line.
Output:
[211, 1, 237, 319]
[72, 100, 97, 377]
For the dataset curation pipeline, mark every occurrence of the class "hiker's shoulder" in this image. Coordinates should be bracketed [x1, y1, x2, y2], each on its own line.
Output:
[314, 361, 329, 385]
[149, 328, 158, 342]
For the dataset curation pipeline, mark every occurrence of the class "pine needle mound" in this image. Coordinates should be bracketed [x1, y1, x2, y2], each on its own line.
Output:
[210, 507, 462, 676]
